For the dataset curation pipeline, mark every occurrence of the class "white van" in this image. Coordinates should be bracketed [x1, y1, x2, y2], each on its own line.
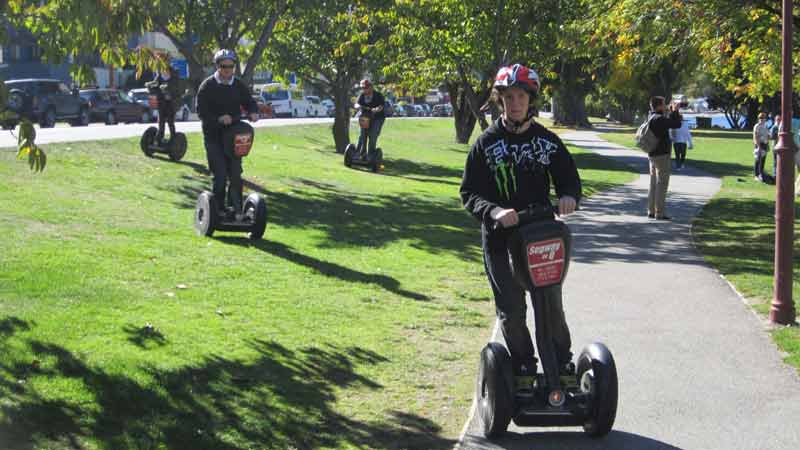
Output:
[260, 83, 310, 118]
[305, 96, 327, 117]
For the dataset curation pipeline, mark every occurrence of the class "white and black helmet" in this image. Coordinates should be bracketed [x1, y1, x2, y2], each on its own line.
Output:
[214, 49, 238, 64]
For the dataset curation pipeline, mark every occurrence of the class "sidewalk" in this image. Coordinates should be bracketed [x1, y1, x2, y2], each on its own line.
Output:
[457, 129, 800, 450]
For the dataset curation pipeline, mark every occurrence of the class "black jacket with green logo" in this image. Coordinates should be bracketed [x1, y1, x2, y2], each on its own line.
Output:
[460, 118, 582, 226]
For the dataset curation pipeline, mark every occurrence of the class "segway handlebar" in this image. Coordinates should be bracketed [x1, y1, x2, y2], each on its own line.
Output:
[492, 204, 558, 230]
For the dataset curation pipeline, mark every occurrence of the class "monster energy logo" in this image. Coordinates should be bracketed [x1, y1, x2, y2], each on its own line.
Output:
[494, 161, 517, 200]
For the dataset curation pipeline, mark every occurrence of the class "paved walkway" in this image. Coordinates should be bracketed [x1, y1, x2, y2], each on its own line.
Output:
[457, 129, 800, 450]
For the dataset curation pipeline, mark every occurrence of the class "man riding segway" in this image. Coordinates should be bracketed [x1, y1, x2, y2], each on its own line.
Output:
[145, 55, 181, 145]
[343, 79, 386, 172]
[196, 49, 260, 223]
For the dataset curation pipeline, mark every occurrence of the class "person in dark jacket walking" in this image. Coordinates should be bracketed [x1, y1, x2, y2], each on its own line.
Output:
[196, 49, 258, 218]
[460, 64, 582, 389]
[645, 96, 681, 220]
[354, 79, 386, 157]
[146, 60, 181, 144]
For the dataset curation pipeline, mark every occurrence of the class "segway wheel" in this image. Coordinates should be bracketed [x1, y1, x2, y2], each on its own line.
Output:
[244, 193, 267, 240]
[343, 143, 355, 167]
[371, 148, 383, 173]
[577, 342, 618, 437]
[169, 133, 187, 162]
[476, 342, 514, 438]
[140, 127, 158, 157]
[195, 191, 217, 237]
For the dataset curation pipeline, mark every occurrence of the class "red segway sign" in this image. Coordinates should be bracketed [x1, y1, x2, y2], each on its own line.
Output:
[234, 133, 253, 157]
[527, 238, 565, 287]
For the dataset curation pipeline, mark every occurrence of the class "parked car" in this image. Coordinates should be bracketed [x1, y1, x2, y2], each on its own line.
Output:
[432, 103, 453, 117]
[412, 104, 426, 117]
[383, 101, 394, 118]
[321, 98, 335, 117]
[305, 96, 328, 117]
[4, 78, 90, 128]
[260, 83, 311, 118]
[79, 88, 151, 124]
[393, 104, 407, 117]
[419, 104, 432, 116]
[251, 95, 274, 119]
[127, 88, 157, 122]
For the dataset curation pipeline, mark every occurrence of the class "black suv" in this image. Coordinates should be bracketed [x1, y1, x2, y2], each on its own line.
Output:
[4, 78, 90, 128]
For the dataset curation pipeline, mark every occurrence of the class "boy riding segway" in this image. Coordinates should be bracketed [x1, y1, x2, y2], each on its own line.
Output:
[194, 49, 266, 239]
[461, 64, 617, 438]
[139, 56, 188, 161]
[343, 79, 385, 172]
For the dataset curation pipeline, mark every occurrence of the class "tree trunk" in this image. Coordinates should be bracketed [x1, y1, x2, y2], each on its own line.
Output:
[447, 81, 478, 144]
[552, 87, 591, 128]
[332, 83, 351, 153]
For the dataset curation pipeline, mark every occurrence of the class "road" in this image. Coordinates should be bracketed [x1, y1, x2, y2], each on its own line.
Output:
[0, 117, 336, 148]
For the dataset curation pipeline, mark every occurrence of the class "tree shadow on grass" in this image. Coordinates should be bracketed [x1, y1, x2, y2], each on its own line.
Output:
[122, 323, 167, 349]
[0, 328, 455, 450]
[215, 237, 431, 301]
[381, 158, 463, 186]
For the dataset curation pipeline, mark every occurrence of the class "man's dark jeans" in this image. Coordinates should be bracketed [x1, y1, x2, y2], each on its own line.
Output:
[481, 225, 572, 375]
[157, 102, 176, 142]
[357, 116, 385, 156]
[205, 137, 242, 213]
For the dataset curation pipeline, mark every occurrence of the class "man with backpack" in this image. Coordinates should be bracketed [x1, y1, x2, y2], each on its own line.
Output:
[640, 97, 681, 220]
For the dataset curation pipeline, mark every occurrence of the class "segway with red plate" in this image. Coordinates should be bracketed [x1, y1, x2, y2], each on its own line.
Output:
[194, 120, 267, 240]
[343, 111, 382, 173]
[477, 204, 618, 439]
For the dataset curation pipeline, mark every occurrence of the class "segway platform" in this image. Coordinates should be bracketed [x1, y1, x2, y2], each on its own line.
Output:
[195, 191, 267, 240]
[140, 126, 187, 161]
[343, 143, 383, 173]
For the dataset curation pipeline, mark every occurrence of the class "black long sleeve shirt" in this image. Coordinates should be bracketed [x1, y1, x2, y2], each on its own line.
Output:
[356, 90, 386, 120]
[647, 110, 682, 156]
[460, 119, 582, 227]
[196, 74, 258, 139]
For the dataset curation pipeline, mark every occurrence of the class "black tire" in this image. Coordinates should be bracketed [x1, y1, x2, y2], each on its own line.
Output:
[195, 191, 217, 237]
[577, 343, 618, 437]
[169, 133, 187, 161]
[140, 126, 158, 157]
[77, 107, 90, 126]
[105, 110, 117, 125]
[40, 108, 56, 128]
[477, 342, 514, 438]
[371, 148, 383, 173]
[7, 90, 26, 114]
[244, 193, 268, 240]
[343, 143, 355, 166]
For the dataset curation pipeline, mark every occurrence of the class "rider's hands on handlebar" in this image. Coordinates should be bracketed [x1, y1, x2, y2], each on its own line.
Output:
[218, 114, 233, 125]
[558, 196, 577, 216]
[490, 207, 519, 228]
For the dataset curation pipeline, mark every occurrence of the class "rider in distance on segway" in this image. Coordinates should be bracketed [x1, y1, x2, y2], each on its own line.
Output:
[145, 56, 181, 146]
[196, 49, 259, 223]
[344, 79, 386, 172]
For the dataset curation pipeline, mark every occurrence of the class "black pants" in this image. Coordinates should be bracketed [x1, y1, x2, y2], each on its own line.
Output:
[673, 142, 687, 168]
[157, 102, 176, 142]
[357, 116, 385, 155]
[754, 143, 768, 178]
[205, 137, 243, 213]
[482, 226, 572, 375]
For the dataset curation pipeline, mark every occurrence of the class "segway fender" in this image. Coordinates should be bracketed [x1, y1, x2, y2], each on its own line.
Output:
[245, 193, 268, 240]
[477, 342, 514, 438]
[195, 191, 217, 237]
[577, 342, 618, 437]
[169, 133, 187, 161]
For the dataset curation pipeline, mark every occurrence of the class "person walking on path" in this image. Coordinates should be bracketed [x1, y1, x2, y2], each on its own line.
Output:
[753, 112, 771, 182]
[770, 114, 781, 178]
[669, 112, 693, 170]
[645, 96, 681, 220]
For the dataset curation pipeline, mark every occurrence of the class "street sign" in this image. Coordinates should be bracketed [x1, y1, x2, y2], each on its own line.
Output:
[171, 59, 189, 79]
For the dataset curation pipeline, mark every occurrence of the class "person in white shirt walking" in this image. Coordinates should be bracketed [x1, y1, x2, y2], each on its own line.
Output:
[669, 113, 693, 170]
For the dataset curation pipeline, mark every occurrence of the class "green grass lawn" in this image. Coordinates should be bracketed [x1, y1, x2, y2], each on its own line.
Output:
[0, 118, 633, 450]
[601, 126, 800, 370]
